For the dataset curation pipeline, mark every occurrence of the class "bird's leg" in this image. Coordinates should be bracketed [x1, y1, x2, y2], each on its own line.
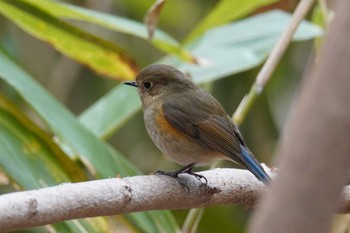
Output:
[155, 163, 208, 183]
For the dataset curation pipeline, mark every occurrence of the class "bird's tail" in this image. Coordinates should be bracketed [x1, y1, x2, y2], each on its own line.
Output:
[240, 145, 271, 184]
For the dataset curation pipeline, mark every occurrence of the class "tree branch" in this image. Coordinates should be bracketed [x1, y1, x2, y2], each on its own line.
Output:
[0, 168, 268, 232]
[4, 165, 350, 233]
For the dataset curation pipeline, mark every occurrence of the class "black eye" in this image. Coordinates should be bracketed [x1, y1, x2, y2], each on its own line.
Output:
[143, 81, 153, 90]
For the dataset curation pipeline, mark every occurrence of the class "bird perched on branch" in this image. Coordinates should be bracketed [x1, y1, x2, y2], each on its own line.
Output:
[125, 64, 270, 184]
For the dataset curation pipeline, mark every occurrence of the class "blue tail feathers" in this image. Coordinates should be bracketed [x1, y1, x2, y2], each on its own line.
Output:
[240, 145, 270, 184]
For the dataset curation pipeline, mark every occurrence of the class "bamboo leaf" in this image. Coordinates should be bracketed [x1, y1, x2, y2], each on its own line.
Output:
[0, 0, 137, 80]
[0, 94, 111, 233]
[0, 47, 139, 178]
[21, 0, 195, 63]
[177, 11, 323, 84]
[185, 0, 279, 43]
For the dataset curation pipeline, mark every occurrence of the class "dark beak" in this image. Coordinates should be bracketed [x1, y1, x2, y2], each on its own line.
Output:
[123, 81, 138, 87]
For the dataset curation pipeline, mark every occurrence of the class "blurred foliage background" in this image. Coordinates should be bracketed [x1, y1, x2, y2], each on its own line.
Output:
[0, 0, 329, 232]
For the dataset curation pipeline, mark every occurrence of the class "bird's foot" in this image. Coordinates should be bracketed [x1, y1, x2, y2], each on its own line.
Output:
[155, 163, 208, 184]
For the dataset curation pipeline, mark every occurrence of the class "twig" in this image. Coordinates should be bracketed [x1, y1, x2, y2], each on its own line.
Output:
[233, 0, 316, 125]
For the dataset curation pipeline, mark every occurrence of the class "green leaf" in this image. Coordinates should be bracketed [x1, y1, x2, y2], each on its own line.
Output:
[0, 101, 71, 189]
[0, 95, 111, 233]
[0, 0, 136, 80]
[0, 47, 138, 178]
[184, 0, 280, 43]
[79, 83, 141, 139]
[176, 10, 323, 84]
[0, 48, 179, 233]
[21, 0, 194, 63]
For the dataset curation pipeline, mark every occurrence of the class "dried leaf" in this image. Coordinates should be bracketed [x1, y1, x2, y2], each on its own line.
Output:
[144, 0, 166, 40]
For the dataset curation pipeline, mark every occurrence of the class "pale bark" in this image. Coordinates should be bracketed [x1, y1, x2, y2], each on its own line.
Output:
[0, 168, 268, 232]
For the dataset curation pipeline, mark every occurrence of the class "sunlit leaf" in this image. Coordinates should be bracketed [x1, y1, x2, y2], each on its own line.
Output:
[0, 0, 136, 80]
[184, 0, 279, 43]
[21, 0, 195, 63]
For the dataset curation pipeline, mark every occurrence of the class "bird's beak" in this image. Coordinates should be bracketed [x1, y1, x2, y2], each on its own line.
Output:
[124, 81, 138, 87]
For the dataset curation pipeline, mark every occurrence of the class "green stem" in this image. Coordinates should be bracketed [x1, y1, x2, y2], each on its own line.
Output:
[181, 161, 219, 233]
[181, 208, 204, 233]
[233, 83, 263, 126]
[232, 0, 315, 125]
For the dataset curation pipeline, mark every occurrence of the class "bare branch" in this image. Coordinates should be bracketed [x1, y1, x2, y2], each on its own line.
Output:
[233, 0, 316, 125]
[0, 168, 268, 232]
[255, 0, 316, 87]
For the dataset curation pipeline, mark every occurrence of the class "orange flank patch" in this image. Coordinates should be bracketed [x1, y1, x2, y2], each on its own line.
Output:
[155, 107, 185, 140]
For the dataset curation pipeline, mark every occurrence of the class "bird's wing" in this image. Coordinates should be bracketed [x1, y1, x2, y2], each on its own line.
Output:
[163, 101, 271, 183]
[162, 101, 244, 164]
[162, 100, 270, 184]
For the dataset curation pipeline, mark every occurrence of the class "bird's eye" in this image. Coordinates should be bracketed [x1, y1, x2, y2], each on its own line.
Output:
[143, 81, 153, 90]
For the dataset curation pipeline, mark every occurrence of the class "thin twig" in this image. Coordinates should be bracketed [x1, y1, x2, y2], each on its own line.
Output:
[233, 0, 316, 125]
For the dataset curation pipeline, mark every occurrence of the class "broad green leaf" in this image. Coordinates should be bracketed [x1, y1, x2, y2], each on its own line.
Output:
[21, 0, 194, 63]
[0, 0, 136, 80]
[0, 47, 138, 178]
[176, 10, 323, 84]
[184, 0, 279, 43]
[0, 48, 179, 233]
[0, 104, 71, 189]
[79, 83, 140, 139]
[0, 94, 87, 184]
[0, 95, 109, 233]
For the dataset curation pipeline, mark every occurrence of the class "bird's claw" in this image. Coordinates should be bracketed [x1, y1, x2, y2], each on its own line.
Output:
[154, 163, 208, 184]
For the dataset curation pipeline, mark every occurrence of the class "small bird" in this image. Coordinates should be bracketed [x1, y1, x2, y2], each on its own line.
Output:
[124, 64, 270, 184]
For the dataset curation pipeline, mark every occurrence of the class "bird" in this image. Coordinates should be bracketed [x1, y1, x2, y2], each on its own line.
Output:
[124, 64, 270, 184]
